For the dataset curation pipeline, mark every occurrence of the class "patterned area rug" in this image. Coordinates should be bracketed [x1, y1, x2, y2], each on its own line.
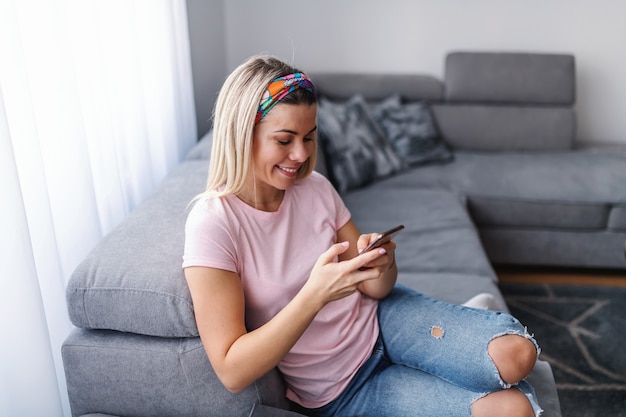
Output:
[499, 282, 626, 417]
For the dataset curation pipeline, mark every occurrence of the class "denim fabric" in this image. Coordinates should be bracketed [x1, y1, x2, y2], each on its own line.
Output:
[311, 285, 542, 417]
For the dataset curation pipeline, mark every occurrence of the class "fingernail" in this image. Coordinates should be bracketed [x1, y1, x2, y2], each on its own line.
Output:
[378, 248, 387, 255]
[341, 241, 349, 247]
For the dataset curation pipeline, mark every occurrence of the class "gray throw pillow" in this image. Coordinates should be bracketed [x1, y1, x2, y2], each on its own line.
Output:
[371, 95, 453, 166]
[317, 95, 404, 193]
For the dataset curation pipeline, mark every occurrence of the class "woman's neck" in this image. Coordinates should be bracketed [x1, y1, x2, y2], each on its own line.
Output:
[236, 185, 285, 212]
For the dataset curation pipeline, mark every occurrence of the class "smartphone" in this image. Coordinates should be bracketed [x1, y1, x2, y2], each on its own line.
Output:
[360, 224, 405, 253]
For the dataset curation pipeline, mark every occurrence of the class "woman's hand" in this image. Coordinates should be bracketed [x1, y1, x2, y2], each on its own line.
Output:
[334, 220, 399, 300]
[355, 231, 398, 299]
[301, 240, 387, 307]
[357, 232, 397, 273]
[302, 220, 400, 305]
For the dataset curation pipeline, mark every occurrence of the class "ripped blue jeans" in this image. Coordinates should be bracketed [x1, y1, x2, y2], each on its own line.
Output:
[312, 285, 542, 417]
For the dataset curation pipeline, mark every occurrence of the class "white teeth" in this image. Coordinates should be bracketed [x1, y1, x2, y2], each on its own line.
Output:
[279, 166, 298, 173]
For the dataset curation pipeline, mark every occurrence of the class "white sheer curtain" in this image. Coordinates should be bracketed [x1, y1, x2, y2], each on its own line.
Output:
[0, 1, 197, 415]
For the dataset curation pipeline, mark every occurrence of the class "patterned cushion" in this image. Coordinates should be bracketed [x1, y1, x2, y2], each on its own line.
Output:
[371, 95, 453, 166]
[317, 95, 404, 193]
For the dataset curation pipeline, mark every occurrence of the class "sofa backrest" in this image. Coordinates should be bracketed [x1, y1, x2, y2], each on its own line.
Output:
[312, 52, 577, 152]
[311, 73, 444, 102]
[433, 52, 576, 151]
[444, 52, 575, 104]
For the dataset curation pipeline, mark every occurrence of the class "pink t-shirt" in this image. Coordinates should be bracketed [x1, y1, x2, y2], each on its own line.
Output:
[183, 172, 379, 408]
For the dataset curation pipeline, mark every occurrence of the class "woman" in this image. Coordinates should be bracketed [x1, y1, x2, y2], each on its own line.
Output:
[183, 54, 542, 417]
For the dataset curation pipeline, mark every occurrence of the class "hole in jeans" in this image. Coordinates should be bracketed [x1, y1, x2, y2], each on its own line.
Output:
[431, 326, 444, 339]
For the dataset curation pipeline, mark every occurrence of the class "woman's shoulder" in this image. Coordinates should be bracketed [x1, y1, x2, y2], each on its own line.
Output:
[186, 194, 234, 228]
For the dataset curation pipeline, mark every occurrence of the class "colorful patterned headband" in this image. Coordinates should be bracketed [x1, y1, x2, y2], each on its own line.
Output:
[255, 73, 317, 124]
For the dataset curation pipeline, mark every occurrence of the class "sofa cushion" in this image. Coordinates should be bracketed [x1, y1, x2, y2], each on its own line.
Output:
[249, 404, 308, 417]
[66, 161, 209, 337]
[480, 229, 626, 269]
[608, 206, 626, 231]
[62, 329, 292, 417]
[527, 360, 562, 417]
[81, 414, 119, 417]
[343, 184, 495, 279]
[388, 150, 626, 231]
[445, 52, 575, 105]
[317, 95, 404, 192]
[432, 104, 575, 150]
[397, 272, 503, 307]
[468, 197, 610, 230]
[370, 95, 453, 166]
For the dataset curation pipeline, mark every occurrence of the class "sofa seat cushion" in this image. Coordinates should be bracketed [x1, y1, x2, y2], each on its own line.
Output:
[66, 160, 209, 337]
[389, 150, 626, 231]
[62, 329, 292, 417]
[397, 272, 504, 307]
[480, 229, 626, 269]
[468, 197, 609, 230]
[343, 184, 495, 279]
[249, 404, 309, 417]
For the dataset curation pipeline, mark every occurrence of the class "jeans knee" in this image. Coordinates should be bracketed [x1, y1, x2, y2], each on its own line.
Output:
[488, 334, 538, 384]
[472, 388, 536, 417]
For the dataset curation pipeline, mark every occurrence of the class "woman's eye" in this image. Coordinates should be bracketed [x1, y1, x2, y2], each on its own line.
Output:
[277, 140, 291, 146]
[304, 137, 314, 143]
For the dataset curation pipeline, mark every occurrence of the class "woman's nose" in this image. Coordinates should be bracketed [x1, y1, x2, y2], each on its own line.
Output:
[290, 141, 310, 162]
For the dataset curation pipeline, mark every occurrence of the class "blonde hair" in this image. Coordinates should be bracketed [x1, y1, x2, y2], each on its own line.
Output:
[201, 54, 318, 199]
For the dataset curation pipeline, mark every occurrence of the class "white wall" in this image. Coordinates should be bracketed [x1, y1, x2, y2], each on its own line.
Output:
[186, 0, 227, 138]
[223, 0, 626, 146]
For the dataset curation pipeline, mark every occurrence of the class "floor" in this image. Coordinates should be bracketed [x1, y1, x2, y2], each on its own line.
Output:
[496, 267, 626, 287]
[495, 267, 626, 417]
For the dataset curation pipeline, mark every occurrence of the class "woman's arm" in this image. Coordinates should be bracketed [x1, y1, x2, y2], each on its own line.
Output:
[185, 240, 385, 393]
[185, 266, 319, 393]
[337, 220, 398, 299]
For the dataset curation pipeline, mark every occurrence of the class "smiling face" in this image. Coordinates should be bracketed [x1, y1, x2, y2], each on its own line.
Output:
[245, 102, 318, 204]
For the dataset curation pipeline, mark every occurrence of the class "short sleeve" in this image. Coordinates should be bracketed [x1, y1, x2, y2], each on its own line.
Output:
[182, 198, 238, 273]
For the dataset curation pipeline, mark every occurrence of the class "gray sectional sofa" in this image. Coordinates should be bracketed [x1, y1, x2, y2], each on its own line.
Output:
[62, 52, 626, 417]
